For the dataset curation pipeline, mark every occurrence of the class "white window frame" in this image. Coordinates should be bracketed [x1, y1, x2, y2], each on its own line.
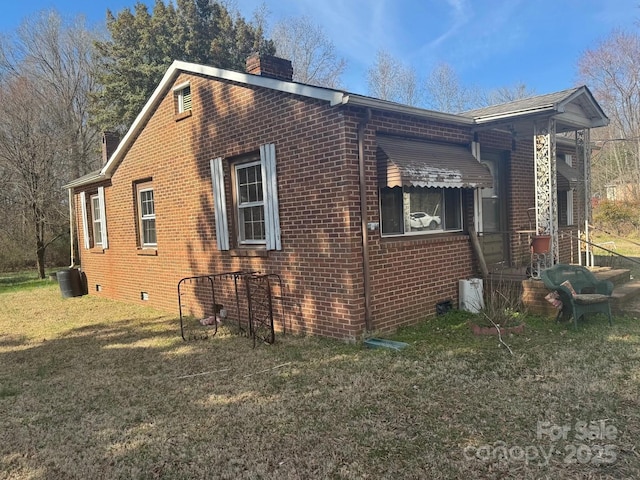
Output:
[90, 194, 103, 247]
[138, 186, 157, 247]
[80, 188, 108, 249]
[210, 144, 280, 251]
[566, 189, 574, 226]
[563, 155, 574, 226]
[173, 81, 191, 114]
[234, 159, 266, 246]
[564, 153, 573, 167]
[379, 186, 463, 237]
[80, 191, 90, 249]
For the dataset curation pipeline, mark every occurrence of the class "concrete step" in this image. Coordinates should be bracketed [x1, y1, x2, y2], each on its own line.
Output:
[611, 280, 640, 313]
[593, 267, 632, 287]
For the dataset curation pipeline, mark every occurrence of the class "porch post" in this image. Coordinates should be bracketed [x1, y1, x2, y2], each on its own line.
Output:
[533, 118, 559, 264]
[577, 129, 592, 266]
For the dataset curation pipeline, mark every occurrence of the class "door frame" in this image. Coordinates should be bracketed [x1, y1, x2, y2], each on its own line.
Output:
[476, 149, 510, 268]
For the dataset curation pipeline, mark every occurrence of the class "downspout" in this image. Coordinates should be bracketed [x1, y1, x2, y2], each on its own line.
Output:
[358, 108, 373, 332]
[68, 188, 75, 268]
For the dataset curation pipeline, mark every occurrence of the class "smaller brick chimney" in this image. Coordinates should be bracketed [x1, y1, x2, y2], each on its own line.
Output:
[101, 131, 120, 166]
[246, 53, 293, 82]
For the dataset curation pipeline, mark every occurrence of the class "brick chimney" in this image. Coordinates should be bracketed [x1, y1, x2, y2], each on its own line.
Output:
[101, 131, 120, 166]
[246, 53, 293, 82]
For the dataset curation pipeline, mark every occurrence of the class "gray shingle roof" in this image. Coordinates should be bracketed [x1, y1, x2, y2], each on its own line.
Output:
[461, 87, 582, 120]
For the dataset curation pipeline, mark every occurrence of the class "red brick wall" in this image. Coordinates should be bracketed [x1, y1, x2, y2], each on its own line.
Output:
[362, 112, 476, 330]
[74, 72, 590, 339]
[76, 73, 365, 340]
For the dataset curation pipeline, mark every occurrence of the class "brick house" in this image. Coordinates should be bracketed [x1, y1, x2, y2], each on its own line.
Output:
[64, 55, 608, 340]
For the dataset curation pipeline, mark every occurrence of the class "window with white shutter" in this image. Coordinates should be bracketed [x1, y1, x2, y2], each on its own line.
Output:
[210, 143, 281, 251]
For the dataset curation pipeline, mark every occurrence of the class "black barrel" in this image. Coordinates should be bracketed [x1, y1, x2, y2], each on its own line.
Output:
[57, 268, 84, 298]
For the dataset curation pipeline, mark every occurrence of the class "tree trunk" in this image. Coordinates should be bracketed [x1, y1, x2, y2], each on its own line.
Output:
[36, 240, 46, 279]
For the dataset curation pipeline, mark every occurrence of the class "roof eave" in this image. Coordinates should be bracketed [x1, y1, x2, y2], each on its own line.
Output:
[343, 95, 475, 125]
[100, 60, 347, 178]
[63, 171, 109, 189]
[100, 63, 183, 177]
[557, 86, 610, 128]
[471, 105, 557, 124]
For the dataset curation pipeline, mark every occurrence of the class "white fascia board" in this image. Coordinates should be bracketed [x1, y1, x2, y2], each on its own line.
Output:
[342, 95, 475, 125]
[471, 105, 557, 124]
[101, 62, 183, 176]
[172, 61, 345, 105]
[554, 111, 608, 130]
[100, 61, 346, 177]
[557, 86, 609, 126]
[63, 171, 106, 189]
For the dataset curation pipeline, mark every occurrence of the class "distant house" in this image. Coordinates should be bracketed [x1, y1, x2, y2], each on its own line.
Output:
[605, 179, 640, 203]
[64, 54, 608, 340]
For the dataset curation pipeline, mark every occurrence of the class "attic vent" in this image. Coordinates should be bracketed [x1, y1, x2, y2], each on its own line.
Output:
[181, 85, 192, 111]
[173, 82, 192, 114]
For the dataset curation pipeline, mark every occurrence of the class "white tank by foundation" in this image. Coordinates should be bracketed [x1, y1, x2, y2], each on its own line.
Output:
[459, 278, 484, 313]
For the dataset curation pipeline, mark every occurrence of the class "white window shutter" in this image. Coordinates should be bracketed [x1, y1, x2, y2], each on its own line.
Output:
[98, 186, 108, 249]
[79, 191, 90, 249]
[567, 189, 574, 226]
[210, 157, 229, 251]
[260, 143, 281, 251]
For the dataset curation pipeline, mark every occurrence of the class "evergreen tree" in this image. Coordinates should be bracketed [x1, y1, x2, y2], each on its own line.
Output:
[92, 0, 274, 133]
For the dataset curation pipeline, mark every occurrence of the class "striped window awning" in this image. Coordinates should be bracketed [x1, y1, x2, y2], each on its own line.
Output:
[376, 135, 493, 189]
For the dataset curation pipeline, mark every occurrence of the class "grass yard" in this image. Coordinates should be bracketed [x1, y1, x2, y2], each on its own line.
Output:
[0, 280, 639, 479]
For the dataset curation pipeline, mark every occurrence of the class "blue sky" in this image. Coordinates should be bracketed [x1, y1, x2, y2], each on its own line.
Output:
[2, 0, 639, 96]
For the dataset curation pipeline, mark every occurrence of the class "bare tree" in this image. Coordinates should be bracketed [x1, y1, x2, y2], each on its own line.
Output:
[271, 15, 345, 88]
[577, 29, 640, 200]
[0, 76, 68, 277]
[484, 82, 536, 105]
[367, 49, 422, 105]
[0, 11, 103, 178]
[423, 62, 482, 113]
[0, 11, 101, 274]
[367, 53, 534, 113]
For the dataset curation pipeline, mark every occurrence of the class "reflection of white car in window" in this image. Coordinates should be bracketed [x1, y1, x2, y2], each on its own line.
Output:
[409, 212, 441, 230]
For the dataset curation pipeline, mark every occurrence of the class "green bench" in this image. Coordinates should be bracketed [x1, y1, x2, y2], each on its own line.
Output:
[540, 264, 613, 328]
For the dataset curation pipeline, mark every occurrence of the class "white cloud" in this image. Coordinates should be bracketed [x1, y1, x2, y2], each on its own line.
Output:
[426, 0, 472, 48]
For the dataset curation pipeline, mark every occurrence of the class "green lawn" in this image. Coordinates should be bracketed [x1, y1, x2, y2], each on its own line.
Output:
[0, 281, 639, 479]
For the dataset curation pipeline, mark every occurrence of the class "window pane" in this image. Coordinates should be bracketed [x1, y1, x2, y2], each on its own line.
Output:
[91, 196, 103, 245]
[239, 185, 249, 203]
[238, 167, 248, 186]
[248, 183, 258, 203]
[558, 191, 567, 227]
[138, 186, 156, 246]
[380, 185, 463, 235]
[94, 222, 103, 245]
[237, 164, 263, 205]
[443, 189, 462, 230]
[380, 187, 403, 234]
[236, 161, 266, 244]
[239, 206, 265, 241]
[407, 187, 442, 232]
[92, 197, 101, 221]
[482, 198, 499, 232]
[141, 190, 154, 216]
[143, 218, 156, 245]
